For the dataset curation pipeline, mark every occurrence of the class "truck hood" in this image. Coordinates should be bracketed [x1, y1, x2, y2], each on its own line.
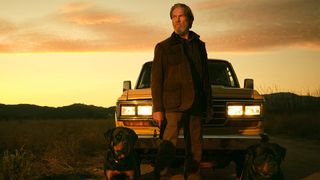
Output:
[118, 86, 263, 101]
[118, 88, 151, 101]
[213, 85, 264, 100]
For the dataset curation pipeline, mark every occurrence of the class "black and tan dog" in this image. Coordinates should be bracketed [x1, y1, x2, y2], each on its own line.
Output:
[241, 141, 286, 180]
[103, 127, 140, 180]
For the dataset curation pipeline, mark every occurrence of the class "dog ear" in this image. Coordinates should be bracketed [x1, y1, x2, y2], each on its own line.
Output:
[104, 128, 115, 146]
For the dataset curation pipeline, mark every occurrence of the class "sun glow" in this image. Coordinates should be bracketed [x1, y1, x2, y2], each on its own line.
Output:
[0, 52, 152, 107]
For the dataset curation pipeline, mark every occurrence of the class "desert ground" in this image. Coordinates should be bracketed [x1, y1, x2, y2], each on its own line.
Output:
[1, 119, 320, 179]
[138, 136, 320, 180]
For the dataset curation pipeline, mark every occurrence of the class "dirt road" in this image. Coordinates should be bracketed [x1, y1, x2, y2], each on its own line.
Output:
[271, 136, 320, 180]
[138, 136, 320, 180]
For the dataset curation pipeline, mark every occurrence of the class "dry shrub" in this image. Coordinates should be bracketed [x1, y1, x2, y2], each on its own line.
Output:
[1, 148, 35, 180]
[263, 92, 320, 139]
[41, 132, 81, 175]
[0, 119, 114, 178]
[264, 93, 320, 113]
[265, 112, 320, 139]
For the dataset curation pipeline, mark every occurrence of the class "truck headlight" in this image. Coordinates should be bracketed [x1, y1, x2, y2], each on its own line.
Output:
[227, 105, 243, 116]
[227, 104, 261, 117]
[121, 106, 135, 116]
[137, 105, 152, 115]
[245, 105, 261, 115]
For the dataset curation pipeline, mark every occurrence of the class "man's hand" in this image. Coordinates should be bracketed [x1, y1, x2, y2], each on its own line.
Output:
[153, 111, 164, 127]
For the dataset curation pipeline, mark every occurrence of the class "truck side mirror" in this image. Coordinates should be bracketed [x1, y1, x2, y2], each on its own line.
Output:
[123, 81, 132, 92]
[244, 79, 254, 89]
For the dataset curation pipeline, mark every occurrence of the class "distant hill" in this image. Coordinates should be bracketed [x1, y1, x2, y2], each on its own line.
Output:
[263, 92, 320, 139]
[264, 92, 320, 113]
[0, 103, 115, 120]
[1, 93, 319, 120]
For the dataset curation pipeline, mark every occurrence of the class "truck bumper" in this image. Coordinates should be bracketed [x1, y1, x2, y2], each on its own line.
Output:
[136, 134, 262, 150]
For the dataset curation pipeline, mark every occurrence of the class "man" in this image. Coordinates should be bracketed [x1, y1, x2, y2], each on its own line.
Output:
[151, 3, 212, 180]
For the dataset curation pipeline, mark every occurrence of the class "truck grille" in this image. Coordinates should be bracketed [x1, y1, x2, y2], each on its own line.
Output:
[206, 99, 227, 125]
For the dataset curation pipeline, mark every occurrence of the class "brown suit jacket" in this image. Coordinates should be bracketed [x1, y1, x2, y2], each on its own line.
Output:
[151, 32, 211, 113]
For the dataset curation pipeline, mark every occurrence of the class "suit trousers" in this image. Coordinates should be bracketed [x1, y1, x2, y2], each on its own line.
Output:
[155, 111, 203, 179]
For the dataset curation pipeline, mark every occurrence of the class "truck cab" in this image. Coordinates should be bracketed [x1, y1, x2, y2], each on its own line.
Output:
[115, 59, 265, 175]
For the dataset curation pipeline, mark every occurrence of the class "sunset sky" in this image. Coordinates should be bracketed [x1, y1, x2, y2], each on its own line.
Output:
[1, 0, 319, 107]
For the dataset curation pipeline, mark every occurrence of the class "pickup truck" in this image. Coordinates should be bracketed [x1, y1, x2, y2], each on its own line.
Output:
[115, 59, 265, 176]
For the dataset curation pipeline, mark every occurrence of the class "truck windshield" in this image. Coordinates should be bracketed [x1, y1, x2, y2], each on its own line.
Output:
[136, 60, 239, 89]
[208, 61, 238, 87]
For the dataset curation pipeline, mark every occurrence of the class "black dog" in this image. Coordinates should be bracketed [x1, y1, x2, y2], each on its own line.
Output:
[241, 142, 286, 180]
[104, 127, 140, 180]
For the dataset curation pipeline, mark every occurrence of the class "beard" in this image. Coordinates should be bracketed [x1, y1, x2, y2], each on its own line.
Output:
[173, 22, 190, 36]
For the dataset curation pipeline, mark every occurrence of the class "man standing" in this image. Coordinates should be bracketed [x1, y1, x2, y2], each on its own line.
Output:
[152, 3, 212, 180]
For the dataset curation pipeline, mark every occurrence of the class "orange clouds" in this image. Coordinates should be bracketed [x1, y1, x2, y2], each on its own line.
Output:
[192, 0, 241, 10]
[0, 1, 319, 53]
[55, 3, 167, 51]
[0, 19, 16, 52]
[194, 0, 320, 52]
[0, 2, 167, 53]
[59, 2, 93, 13]
[59, 2, 123, 25]
[63, 12, 123, 25]
[0, 19, 15, 33]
